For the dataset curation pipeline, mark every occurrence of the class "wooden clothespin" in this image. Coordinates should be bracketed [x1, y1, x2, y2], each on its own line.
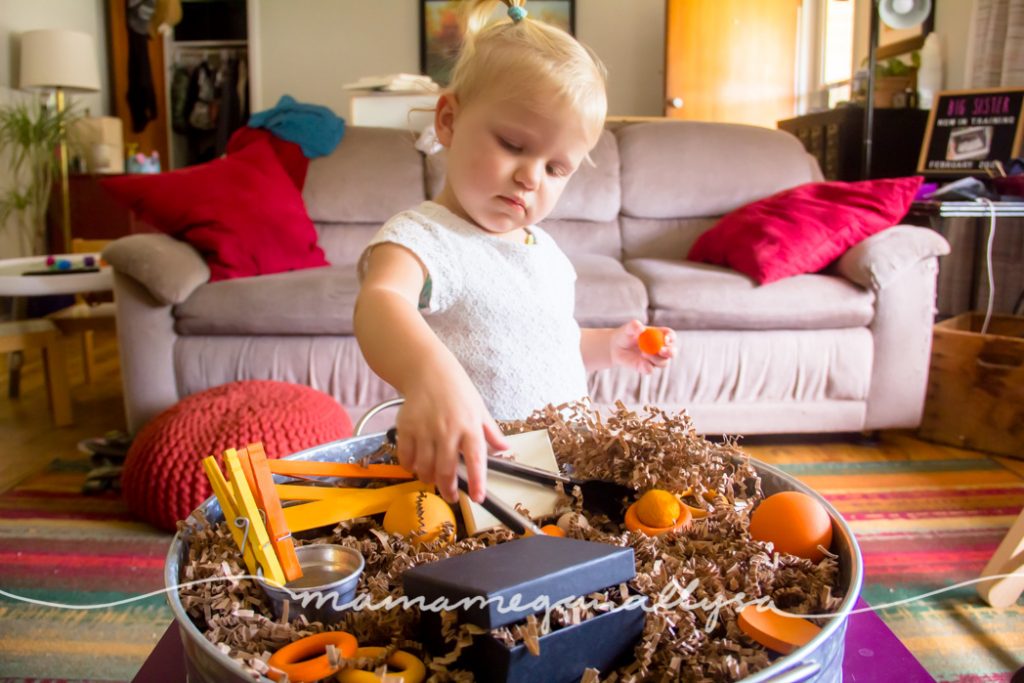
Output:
[977, 507, 1024, 608]
[244, 443, 303, 583]
[201, 456, 258, 577]
[267, 460, 413, 480]
[281, 479, 432, 533]
[223, 449, 287, 586]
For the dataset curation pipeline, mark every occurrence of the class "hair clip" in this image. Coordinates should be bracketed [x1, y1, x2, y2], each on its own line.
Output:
[508, 5, 528, 22]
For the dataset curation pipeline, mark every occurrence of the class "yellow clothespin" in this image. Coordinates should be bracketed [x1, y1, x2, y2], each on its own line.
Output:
[201, 456, 258, 577]
[223, 449, 287, 586]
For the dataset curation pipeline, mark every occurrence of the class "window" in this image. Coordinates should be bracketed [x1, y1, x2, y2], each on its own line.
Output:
[822, 0, 854, 107]
[796, 0, 856, 114]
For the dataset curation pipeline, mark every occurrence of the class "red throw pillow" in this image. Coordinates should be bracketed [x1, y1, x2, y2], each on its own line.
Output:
[687, 176, 923, 284]
[102, 140, 328, 282]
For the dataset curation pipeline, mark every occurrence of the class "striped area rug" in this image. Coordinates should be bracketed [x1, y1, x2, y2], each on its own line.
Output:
[1, 435, 1023, 682]
[747, 433, 1024, 683]
[0, 460, 173, 682]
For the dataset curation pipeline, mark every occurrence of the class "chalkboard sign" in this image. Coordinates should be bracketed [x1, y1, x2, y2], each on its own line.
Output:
[918, 88, 1024, 176]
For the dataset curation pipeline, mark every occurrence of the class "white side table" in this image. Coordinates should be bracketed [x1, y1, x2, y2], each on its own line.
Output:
[0, 253, 114, 426]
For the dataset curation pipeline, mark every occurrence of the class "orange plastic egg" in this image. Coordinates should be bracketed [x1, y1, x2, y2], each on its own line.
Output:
[383, 491, 455, 546]
[749, 491, 833, 562]
[637, 327, 665, 355]
[540, 524, 566, 537]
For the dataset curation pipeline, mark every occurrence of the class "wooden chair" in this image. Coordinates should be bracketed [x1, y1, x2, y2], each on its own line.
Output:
[0, 319, 72, 426]
[46, 238, 117, 383]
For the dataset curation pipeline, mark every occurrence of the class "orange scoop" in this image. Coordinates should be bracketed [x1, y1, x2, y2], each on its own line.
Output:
[738, 604, 821, 654]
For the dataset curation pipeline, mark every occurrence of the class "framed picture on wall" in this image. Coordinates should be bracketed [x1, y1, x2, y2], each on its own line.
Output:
[918, 88, 1024, 176]
[420, 1, 575, 86]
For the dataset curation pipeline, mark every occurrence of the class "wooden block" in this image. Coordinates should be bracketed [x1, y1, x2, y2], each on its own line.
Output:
[223, 449, 286, 585]
[919, 314, 1024, 458]
[245, 444, 303, 583]
[458, 430, 561, 535]
[978, 507, 1024, 608]
[201, 456, 258, 576]
[282, 480, 431, 533]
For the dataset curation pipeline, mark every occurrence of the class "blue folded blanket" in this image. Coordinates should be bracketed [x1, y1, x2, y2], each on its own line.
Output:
[248, 95, 345, 158]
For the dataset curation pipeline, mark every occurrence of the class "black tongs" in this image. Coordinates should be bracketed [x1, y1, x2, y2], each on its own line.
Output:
[485, 456, 633, 523]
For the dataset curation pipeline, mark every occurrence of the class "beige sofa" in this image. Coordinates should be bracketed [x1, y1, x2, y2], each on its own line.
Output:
[104, 120, 950, 436]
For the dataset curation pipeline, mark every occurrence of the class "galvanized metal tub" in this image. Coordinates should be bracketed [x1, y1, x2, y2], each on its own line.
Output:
[165, 430, 863, 683]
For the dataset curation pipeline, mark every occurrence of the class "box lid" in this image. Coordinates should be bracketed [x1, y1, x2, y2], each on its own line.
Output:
[402, 535, 635, 629]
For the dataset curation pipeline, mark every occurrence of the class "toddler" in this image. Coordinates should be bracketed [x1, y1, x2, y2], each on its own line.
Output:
[355, 0, 675, 504]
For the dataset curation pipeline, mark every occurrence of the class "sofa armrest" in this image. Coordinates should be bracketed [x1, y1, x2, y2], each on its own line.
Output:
[103, 234, 210, 305]
[835, 225, 950, 291]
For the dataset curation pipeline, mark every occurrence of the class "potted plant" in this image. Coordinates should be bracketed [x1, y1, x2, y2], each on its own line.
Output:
[0, 96, 81, 257]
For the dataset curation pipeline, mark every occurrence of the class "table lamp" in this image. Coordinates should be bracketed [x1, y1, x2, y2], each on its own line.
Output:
[19, 28, 101, 253]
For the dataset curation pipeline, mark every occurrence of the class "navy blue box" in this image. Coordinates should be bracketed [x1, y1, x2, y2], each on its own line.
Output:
[402, 535, 636, 629]
[403, 536, 644, 682]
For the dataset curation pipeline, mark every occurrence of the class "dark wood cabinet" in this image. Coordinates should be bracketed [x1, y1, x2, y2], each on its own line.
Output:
[46, 174, 155, 252]
[778, 107, 930, 181]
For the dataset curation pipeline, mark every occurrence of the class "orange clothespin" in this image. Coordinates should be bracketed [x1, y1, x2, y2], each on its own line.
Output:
[267, 460, 413, 480]
[244, 443, 303, 583]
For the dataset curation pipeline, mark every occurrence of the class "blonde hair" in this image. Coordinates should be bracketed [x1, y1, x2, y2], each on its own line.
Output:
[447, 0, 608, 142]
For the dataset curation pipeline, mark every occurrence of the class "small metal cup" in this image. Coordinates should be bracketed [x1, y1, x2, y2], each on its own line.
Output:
[258, 544, 364, 624]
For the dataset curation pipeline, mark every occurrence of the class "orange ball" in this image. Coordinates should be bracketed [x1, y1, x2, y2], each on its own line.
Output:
[749, 491, 833, 562]
[540, 524, 566, 537]
[635, 489, 681, 528]
[383, 491, 455, 546]
[637, 327, 665, 355]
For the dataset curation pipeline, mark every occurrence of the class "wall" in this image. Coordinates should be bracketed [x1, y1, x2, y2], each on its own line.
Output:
[0, 0, 108, 259]
[0, 0, 109, 116]
[252, 0, 666, 118]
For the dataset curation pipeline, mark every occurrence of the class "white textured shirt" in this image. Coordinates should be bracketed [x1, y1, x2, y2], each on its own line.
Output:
[359, 201, 588, 419]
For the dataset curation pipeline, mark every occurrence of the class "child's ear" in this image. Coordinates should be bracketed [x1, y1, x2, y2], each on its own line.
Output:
[434, 92, 458, 147]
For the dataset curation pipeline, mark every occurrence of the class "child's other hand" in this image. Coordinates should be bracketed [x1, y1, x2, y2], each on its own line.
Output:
[393, 369, 509, 505]
[611, 319, 676, 375]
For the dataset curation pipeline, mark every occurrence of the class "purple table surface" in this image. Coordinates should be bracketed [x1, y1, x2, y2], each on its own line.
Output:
[135, 597, 934, 682]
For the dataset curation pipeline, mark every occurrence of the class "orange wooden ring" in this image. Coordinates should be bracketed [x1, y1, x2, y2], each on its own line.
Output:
[624, 501, 692, 536]
[678, 487, 711, 519]
[737, 604, 821, 654]
[268, 631, 358, 683]
[336, 647, 426, 683]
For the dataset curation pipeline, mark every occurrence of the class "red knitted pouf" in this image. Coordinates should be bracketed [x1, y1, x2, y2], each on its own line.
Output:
[122, 380, 353, 532]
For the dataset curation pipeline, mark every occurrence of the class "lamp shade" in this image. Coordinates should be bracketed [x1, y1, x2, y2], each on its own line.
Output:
[878, 0, 932, 30]
[19, 29, 101, 92]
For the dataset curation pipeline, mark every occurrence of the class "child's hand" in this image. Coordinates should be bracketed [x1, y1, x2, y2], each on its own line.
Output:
[393, 367, 509, 505]
[611, 319, 676, 374]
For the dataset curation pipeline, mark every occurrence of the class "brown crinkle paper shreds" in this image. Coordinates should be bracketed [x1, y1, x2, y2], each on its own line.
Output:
[176, 402, 844, 681]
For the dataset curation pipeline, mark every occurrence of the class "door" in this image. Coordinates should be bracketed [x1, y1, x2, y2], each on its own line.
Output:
[665, 0, 801, 128]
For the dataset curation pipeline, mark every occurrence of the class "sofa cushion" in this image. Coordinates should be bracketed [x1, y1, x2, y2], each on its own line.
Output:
[572, 254, 648, 327]
[687, 177, 924, 284]
[102, 141, 329, 283]
[303, 127, 426, 224]
[624, 258, 874, 330]
[175, 266, 355, 335]
[616, 121, 819, 220]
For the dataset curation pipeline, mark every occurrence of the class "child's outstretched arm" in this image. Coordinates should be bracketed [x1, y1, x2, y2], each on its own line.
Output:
[354, 243, 508, 504]
[580, 320, 676, 374]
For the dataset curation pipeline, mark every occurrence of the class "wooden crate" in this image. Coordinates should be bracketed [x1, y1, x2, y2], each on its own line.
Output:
[919, 313, 1024, 457]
